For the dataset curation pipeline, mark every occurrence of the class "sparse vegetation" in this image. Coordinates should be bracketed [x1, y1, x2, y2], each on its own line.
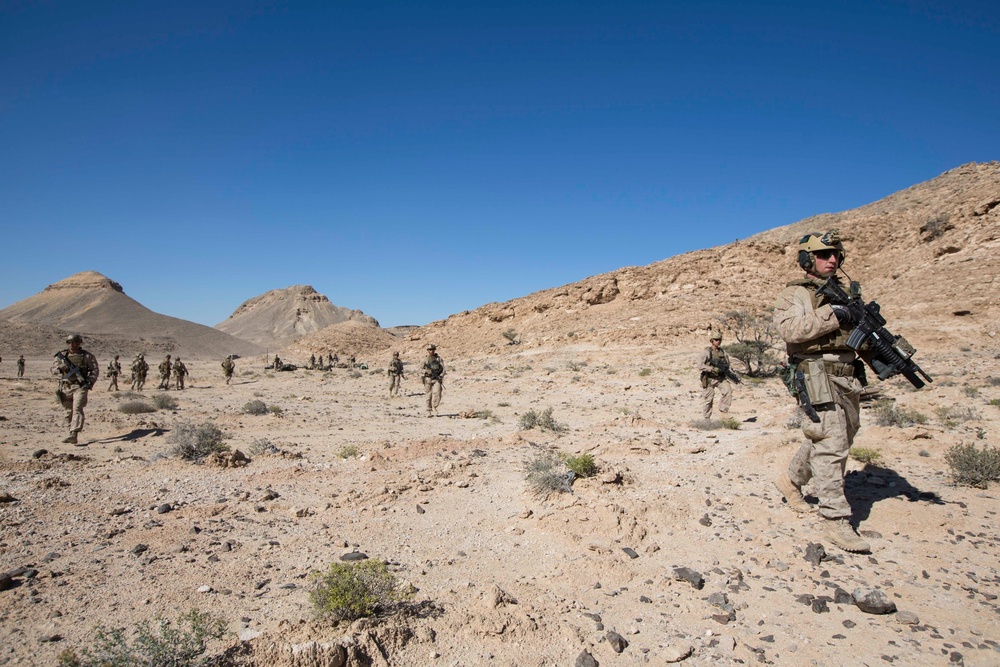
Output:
[638, 367, 652, 377]
[152, 394, 178, 410]
[268, 404, 284, 416]
[248, 438, 277, 456]
[964, 386, 980, 398]
[338, 445, 359, 459]
[717, 309, 781, 376]
[57, 609, 226, 667]
[566, 360, 585, 372]
[870, 399, 927, 427]
[310, 560, 405, 623]
[524, 451, 574, 495]
[502, 329, 519, 345]
[935, 405, 980, 428]
[989, 398, 1000, 408]
[944, 443, 1000, 488]
[850, 447, 883, 465]
[498, 402, 511, 407]
[169, 421, 228, 461]
[691, 418, 724, 430]
[561, 453, 597, 478]
[720, 417, 741, 430]
[242, 399, 268, 415]
[920, 213, 951, 241]
[985, 376, 1000, 387]
[119, 400, 156, 415]
[518, 407, 566, 432]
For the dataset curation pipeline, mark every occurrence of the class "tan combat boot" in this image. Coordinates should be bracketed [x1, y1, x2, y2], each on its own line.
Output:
[774, 472, 812, 513]
[823, 518, 870, 553]
[63, 433, 78, 445]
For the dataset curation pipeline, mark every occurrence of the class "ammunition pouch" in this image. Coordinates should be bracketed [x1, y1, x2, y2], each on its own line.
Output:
[800, 359, 837, 408]
[700, 373, 710, 389]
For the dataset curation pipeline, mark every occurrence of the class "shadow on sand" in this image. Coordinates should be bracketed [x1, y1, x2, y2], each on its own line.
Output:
[99, 427, 168, 443]
[845, 465, 948, 525]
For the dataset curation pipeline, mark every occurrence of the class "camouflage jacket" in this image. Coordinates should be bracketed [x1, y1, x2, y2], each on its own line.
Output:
[51, 348, 99, 387]
[773, 276, 854, 359]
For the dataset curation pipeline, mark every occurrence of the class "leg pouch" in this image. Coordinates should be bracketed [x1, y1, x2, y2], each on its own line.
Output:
[802, 359, 835, 407]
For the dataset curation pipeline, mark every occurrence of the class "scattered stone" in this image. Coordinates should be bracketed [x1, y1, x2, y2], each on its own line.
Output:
[0, 492, 18, 503]
[416, 505, 426, 514]
[842, 620, 856, 629]
[38, 634, 63, 643]
[156, 503, 172, 514]
[853, 587, 897, 614]
[834, 588, 854, 605]
[31, 449, 47, 459]
[896, 610, 920, 625]
[711, 614, 731, 625]
[109, 507, 129, 516]
[662, 643, 694, 662]
[811, 598, 829, 613]
[261, 489, 280, 501]
[673, 567, 704, 590]
[197, 585, 213, 593]
[639, 595, 651, 603]
[606, 631, 628, 653]
[699, 514, 712, 527]
[804, 543, 827, 566]
[130, 544, 149, 556]
[340, 551, 368, 561]
[575, 650, 599, 667]
[622, 547, 639, 559]
[40, 552, 60, 564]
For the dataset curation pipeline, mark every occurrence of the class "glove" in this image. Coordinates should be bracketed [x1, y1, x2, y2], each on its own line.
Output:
[831, 304, 854, 327]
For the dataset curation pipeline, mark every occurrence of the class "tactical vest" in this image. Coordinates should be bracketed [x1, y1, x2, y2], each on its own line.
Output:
[706, 347, 726, 377]
[64, 350, 88, 385]
[784, 277, 853, 357]
[424, 356, 443, 379]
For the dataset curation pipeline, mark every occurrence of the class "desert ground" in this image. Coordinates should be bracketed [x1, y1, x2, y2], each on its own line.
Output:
[1, 340, 998, 667]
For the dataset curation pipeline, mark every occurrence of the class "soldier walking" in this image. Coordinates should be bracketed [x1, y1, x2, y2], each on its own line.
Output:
[387, 351, 404, 397]
[172, 357, 188, 389]
[51, 334, 99, 445]
[158, 355, 172, 389]
[222, 355, 236, 385]
[421, 344, 445, 417]
[16, 355, 25, 379]
[106, 354, 121, 391]
[131, 353, 148, 390]
[698, 333, 735, 419]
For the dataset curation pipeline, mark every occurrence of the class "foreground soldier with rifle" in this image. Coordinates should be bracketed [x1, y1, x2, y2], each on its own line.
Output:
[51, 334, 99, 445]
[698, 332, 740, 419]
[772, 231, 931, 553]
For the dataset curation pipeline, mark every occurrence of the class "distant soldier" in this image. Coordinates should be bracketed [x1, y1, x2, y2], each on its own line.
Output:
[349, 354, 356, 368]
[158, 355, 172, 389]
[131, 353, 148, 390]
[172, 357, 188, 389]
[106, 354, 121, 391]
[421, 344, 445, 417]
[273, 354, 282, 371]
[222, 354, 236, 385]
[51, 334, 99, 445]
[309, 354, 316, 369]
[388, 351, 404, 397]
[698, 332, 736, 419]
[16, 355, 26, 379]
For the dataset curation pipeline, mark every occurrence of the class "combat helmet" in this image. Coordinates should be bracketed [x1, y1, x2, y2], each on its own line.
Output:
[66, 333, 83, 343]
[710, 332, 723, 342]
[797, 231, 845, 272]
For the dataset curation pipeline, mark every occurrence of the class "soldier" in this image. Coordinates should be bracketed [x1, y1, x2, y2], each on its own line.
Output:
[772, 231, 870, 553]
[421, 344, 445, 417]
[273, 354, 282, 371]
[387, 351, 404, 398]
[172, 357, 188, 389]
[158, 355, 172, 389]
[332, 353, 339, 366]
[106, 354, 121, 391]
[51, 334, 99, 445]
[131, 353, 148, 390]
[222, 354, 236, 385]
[309, 353, 316, 369]
[16, 355, 26, 379]
[698, 332, 735, 419]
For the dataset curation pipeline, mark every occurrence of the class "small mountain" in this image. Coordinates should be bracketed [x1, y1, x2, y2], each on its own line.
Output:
[0, 271, 262, 359]
[215, 285, 378, 349]
[284, 320, 401, 362]
[407, 162, 1000, 358]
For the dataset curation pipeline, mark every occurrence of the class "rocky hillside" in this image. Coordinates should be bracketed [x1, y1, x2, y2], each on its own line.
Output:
[408, 162, 1000, 359]
[215, 285, 379, 349]
[0, 272, 262, 359]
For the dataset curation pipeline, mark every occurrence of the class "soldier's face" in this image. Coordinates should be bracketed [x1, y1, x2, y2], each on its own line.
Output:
[811, 249, 840, 277]
[68, 340, 82, 352]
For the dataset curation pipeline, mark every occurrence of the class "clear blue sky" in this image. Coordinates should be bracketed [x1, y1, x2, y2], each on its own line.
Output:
[2, 1, 997, 328]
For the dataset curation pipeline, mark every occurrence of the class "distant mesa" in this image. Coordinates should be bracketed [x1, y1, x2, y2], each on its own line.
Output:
[215, 285, 379, 349]
[0, 271, 262, 359]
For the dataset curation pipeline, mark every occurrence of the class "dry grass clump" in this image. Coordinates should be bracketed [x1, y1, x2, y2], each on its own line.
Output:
[850, 447, 883, 465]
[169, 421, 228, 461]
[152, 394, 178, 410]
[944, 443, 1000, 488]
[870, 400, 927, 427]
[119, 400, 156, 415]
[519, 407, 566, 432]
[525, 451, 575, 495]
[309, 560, 406, 623]
[242, 399, 268, 415]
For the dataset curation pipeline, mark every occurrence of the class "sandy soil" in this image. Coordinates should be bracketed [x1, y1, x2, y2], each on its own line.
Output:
[1, 344, 999, 666]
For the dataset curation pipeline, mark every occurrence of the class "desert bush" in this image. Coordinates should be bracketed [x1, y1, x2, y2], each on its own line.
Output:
[519, 407, 565, 432]
[268, 404, 284, 416]
[720, 417, 741, 430]
[152, 394, 178, 410]
[638, 367, 652, 377]
[990, 399, 1000, 408]
[561, 453, 597, 478]
[716, 309, 781, 376]
[497, 402, 510, 407]
[338, 445, 359, 459]
[566, 360, 585, 372]
[849, 447, 883, 465]
[310, 560, 404, 623]
[119, 400, 156, 415]
[248, 438, 278, 456]
[944, 443, 1000, 488]
[964, 386, 980, 398]
[242, 399, 268, 415]
[502, 329, 519, 345]
[57, 609, 225, 667]
[524, 451, 574, 495]
[690, 418, 724, 430]
[870, 400, 927, 427]
[920, 213, 952, 241]
[935, 405, 980, 427]
[169, 422, 228, 461]
[985, 376, 1000, 387]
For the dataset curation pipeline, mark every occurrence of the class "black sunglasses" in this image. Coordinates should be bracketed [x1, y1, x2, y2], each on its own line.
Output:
[813, 249, 840, 260]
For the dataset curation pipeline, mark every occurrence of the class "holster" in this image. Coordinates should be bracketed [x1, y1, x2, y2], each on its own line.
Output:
[800, 359, 835, 408]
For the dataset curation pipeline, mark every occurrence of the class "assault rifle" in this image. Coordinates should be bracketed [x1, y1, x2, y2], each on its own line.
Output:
[816, 277, 933, 389]
[54, 351, 92, 390]
[710, 357, 742, 384]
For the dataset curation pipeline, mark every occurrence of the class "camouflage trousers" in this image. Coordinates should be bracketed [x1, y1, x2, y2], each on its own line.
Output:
[56, 382, 89, 435]
[701, 378, 732, 419]
[107, 374, 119, 391]
[424, 378, 443, 414]
[389, 374, 401, 397]
[786, 375, 862, 519]
[132, 374, 146, 391]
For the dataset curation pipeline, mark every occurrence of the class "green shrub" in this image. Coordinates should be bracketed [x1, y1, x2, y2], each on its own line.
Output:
[268, 404, 284, 416]
[935, 405, 981, 428]
[871, 400, 927, 427]
[152, 394, 178, 410]
[849, 447, 883, 465]
[497, 402, 511, 408]
[57, 609, 225, 667]
[169, 422, 228, 461]
[119, 400, 156, 415]
[944, 443, 1000, 488]
[963, 386, 980, 398]
[638, 368, 652, 377]
[242, 400, 268, 415]
[990, 398, 1000, 408]
[310, 560, 404, 623]
[248, 438, 277, 456]
[524, 451, 573, 495]
[690, 418, 723, 430]
[720, 417, 741, 430]
[561, 453, 597, 478]
[518, 407, 566, 432]
[338, 445, 359, 459]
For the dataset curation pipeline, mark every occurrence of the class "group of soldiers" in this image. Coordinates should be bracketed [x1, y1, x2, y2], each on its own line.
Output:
[43, 229, 905, 554]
